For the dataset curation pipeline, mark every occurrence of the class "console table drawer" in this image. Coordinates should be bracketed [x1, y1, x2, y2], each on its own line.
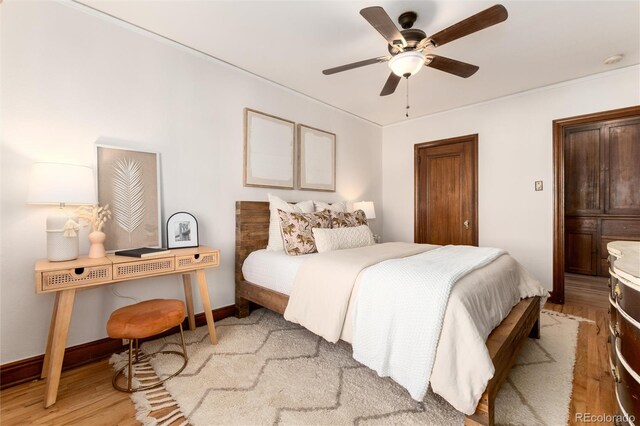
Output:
[41, 265, 112, 291]
[175, 251, 219, 271]
[113, 257, 175, 280]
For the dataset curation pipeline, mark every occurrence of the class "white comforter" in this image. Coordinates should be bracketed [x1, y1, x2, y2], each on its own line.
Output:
[352, 246, 507, 403]
[279, 243, 548, 415]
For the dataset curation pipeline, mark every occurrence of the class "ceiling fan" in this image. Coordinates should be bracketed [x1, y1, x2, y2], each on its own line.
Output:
[322, 4, 508, 97]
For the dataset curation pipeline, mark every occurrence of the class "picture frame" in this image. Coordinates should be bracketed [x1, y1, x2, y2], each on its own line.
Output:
[166, 212, 199, 249]
[244, 108, 295, 189]
[96, 144, 162, 251]
[297, 124, 336, 192]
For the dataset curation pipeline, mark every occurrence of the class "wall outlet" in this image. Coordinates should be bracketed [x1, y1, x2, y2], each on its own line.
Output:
[535, 181, 543, 191]
[122, 338, 130, 346]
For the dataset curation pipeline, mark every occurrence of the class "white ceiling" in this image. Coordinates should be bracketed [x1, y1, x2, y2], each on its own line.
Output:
[78, 0, 639, 126]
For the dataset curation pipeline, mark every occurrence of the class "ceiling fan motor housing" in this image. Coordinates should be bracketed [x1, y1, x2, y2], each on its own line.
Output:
[398, 11, 418, 29]
[388, 28, 427, 54]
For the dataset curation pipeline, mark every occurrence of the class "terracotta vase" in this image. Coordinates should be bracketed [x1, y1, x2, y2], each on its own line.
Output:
[88, 231, 106, 259]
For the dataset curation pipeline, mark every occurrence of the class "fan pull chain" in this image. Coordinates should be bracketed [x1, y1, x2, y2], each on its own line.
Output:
[405, 76, 410, 118]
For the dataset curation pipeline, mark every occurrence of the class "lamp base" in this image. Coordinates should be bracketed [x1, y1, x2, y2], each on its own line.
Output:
[46, 213, 79, 262]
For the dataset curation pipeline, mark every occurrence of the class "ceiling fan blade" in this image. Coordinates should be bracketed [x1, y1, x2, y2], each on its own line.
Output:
[322, 56, 390, 75]
[380, 73, 402, 96]
[426, 55, 479, 78]
[360, 6, 407, 49]
[429, 4, 508, 47]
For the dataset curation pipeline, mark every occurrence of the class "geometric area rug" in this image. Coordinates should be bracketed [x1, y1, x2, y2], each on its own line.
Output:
[111, 309, 587, 426]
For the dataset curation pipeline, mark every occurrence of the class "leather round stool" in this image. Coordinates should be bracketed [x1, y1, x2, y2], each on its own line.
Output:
[107, 299, 188, 392]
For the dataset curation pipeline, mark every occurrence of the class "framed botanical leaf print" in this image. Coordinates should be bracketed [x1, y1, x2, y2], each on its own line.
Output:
[97, 145, 162, 251]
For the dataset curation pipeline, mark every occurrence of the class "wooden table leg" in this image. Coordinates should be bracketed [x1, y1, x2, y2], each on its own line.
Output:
[41, 292, 60, 379]
[182, 273, 196, 331]
[43, 289, 76, 408]
[195, 269, 217, 345]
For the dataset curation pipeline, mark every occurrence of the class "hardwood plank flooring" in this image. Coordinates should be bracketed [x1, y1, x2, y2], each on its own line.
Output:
[565, 272, 610, 311]
[0, 301, 613, 425]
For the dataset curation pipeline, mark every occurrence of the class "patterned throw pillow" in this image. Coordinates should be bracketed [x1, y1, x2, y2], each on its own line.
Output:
[278, 210, 332, 256]
[330, 209, 368, 228]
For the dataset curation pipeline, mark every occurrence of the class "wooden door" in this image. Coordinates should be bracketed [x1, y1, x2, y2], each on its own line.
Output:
[564, 124, 604, 215]
[415, 135, 478, 246]
[564, 218, 598, 275]
[605, 118, 640, 215]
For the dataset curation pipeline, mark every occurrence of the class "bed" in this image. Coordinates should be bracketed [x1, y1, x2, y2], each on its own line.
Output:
[235, 201, 543, 426]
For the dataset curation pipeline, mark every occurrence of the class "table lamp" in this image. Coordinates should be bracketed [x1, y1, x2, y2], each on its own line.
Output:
[353, 201, 376, 220]
[28, 163, 97, 261]
[353, 201, 380, 243]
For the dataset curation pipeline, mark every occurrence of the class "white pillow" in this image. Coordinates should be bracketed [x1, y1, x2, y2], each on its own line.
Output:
[267, 194, 314, 251]
[312, 225, 375, 253]
[314, 201, 347, 213]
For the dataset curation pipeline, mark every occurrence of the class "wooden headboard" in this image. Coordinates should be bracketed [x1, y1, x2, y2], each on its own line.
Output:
[235, 201, 270, 282]
[236, 201, 289, 317]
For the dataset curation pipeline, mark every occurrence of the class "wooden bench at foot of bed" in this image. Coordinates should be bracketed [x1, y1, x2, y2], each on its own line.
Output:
[235, 201, 541, 426]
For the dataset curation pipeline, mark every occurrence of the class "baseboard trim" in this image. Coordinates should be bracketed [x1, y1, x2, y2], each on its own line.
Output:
[0, 304, 236, 390]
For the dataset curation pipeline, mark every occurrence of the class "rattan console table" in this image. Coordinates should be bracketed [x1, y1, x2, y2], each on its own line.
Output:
[34, 246, 220, 407]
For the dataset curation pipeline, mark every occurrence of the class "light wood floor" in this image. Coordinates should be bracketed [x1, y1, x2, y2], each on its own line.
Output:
[1, 301, 613, 426]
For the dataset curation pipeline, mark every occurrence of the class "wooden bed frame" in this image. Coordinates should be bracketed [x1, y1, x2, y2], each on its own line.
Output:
[234, 201, 540, 426]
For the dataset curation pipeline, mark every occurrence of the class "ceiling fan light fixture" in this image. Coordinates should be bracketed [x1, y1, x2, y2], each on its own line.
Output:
[388, 51, 425, 77]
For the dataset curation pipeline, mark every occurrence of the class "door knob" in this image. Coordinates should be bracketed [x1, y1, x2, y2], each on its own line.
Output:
[463, 220, 470, 230]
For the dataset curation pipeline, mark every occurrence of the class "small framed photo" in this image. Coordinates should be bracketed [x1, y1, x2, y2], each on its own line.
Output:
[166, 212, 199, 249]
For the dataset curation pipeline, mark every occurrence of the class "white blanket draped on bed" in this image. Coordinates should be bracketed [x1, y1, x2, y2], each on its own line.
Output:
[352, 245, 506, 402]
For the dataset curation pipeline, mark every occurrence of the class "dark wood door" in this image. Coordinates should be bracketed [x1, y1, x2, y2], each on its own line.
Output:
[415, 135, 478, 246]
[564, 218, 598, 275]
[564, 124, 604, 215]
[605, 118, 640, 215]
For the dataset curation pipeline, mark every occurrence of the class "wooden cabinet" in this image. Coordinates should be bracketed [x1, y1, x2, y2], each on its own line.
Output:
[565, 117, 640, 277]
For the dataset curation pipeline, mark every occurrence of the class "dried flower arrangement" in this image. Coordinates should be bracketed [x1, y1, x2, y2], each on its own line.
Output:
[76, 204, 112, 233]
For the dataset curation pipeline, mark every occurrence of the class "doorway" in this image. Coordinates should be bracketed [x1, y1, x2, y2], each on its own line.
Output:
[414, 134, 478, 246]
[552, 105, 640, 304]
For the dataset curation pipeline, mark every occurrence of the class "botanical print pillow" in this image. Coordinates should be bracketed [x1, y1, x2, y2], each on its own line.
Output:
[278, 210, 332, 256]
[267, 194, 315, 251]
[330, 209, 368, 228]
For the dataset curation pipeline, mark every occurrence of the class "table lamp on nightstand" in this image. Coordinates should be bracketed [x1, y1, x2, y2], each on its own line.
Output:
[353, 201, 381, 243]
[28, 162, 97, 261]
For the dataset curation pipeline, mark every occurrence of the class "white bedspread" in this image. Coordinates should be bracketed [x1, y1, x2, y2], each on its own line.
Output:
[352, 246, 506, 403]
[241, 245, 548, 415]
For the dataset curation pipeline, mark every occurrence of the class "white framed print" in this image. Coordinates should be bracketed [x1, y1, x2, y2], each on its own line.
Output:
[297, 124, 336, 192]
[244, 108, 295, 189]
[166, 212, 199, 249]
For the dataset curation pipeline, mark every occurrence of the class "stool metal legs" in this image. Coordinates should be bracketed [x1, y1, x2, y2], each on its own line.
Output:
[112, 324, 189, 393]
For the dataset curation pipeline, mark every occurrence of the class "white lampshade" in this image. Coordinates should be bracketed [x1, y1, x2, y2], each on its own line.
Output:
[354, 201, 376, 220]
[27, 163, 97, 205]
[388, 51, 425, 77]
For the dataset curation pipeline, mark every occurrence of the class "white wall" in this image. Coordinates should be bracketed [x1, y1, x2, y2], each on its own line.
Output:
[382, 66, 640, 290]
[0, 1, 382, 363]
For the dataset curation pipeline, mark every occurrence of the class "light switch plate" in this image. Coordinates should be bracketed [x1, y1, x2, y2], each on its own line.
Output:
[535, 181, 543, 191]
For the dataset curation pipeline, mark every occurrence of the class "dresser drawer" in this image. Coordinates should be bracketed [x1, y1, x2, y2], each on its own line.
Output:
[615, 358, 640, 421]
[617, 313, 640, 377]
[112, 257, 175, 280]
[40, 264, 112, 292]
[175, 251, 219, 271]
[615, 280, 640, 324]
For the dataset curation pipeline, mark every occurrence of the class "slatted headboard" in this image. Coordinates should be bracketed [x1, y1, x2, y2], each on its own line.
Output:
[236, 201, 292, 317]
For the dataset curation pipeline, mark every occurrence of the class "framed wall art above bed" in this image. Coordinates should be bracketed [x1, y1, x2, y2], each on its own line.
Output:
[297, 124, 336, 192]
[244, 108, 295, 189]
